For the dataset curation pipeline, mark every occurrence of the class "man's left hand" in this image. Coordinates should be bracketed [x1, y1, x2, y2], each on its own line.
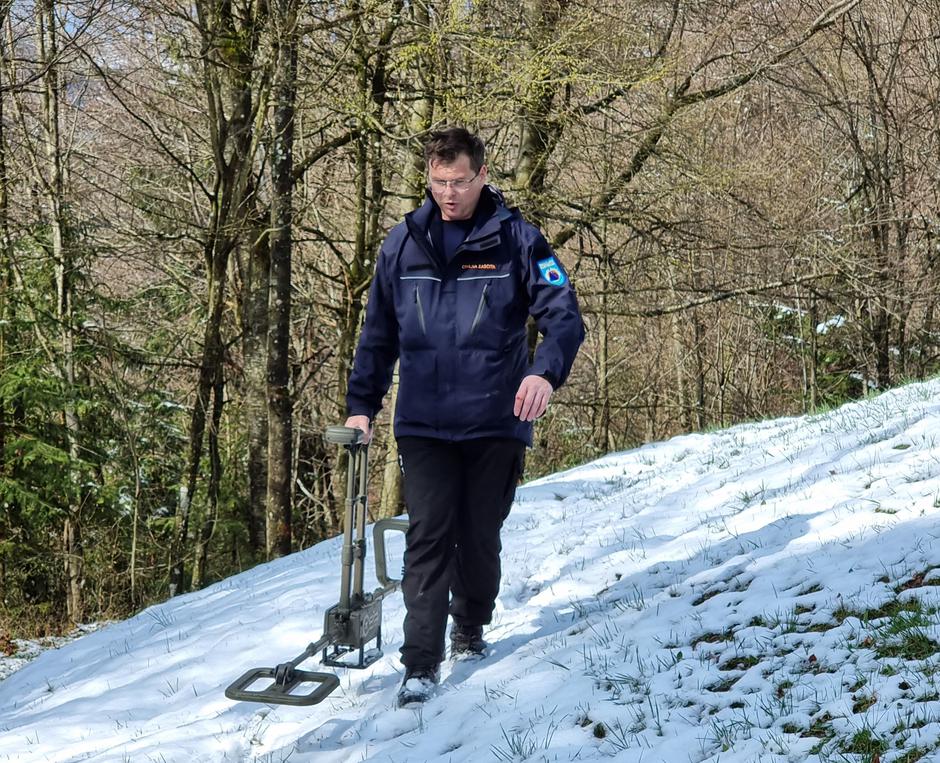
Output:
[514, 375, 553, 422]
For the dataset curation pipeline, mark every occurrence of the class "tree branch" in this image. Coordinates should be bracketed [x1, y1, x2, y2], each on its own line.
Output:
[551, 0, 862, 251]
[611, 272, 838, 318]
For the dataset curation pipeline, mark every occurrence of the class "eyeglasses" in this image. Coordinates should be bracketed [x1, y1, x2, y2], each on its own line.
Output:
[428, 171, 480, 192]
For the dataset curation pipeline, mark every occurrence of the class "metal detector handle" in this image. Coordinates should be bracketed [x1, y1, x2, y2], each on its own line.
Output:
[325, 425, 365, 446]
[373, 518, 409, 589]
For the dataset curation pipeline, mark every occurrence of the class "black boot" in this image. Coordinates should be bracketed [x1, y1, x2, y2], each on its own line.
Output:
[450, 624, 488, 660]
[396, 664, 440, 707]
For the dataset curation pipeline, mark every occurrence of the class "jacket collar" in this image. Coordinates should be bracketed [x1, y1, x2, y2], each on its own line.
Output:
[403, 185, 515, 271]
[406, 185, 510, 242]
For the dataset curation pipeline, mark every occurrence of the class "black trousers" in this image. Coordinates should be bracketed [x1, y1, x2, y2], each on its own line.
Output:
[397, 436, 526, 668]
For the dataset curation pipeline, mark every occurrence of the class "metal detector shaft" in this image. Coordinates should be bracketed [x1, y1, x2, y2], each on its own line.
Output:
[353, 445, 369, 602]
[336, 441, 368, 612]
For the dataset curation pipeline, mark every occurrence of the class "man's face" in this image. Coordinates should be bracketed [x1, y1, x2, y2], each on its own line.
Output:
[428, 154, 487, 221]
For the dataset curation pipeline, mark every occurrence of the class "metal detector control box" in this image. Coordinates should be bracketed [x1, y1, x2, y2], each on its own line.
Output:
[224, 426, 408, 706]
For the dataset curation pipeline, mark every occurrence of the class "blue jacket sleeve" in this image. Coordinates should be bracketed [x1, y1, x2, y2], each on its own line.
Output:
[521, 227, 585, 388]
[345, 249, 400, 419]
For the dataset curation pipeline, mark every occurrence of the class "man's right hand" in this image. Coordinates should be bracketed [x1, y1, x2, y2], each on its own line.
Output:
[344, 415, 373, 444]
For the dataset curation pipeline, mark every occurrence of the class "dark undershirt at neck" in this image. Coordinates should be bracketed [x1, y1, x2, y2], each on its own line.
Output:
[441, 218, 475, 264]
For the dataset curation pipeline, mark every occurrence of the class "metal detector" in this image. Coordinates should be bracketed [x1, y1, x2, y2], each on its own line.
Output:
[224, 425, 408, 706]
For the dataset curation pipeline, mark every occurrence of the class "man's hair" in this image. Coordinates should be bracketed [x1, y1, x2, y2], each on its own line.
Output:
[423, 128, 486, 172]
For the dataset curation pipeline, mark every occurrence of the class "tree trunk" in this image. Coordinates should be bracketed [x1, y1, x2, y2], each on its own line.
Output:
[666, 259, 690, 430]
[870, 218, 892, 389]
[192, 366, 224, 588]
[266, 0, 297, 558]
[597, 233, 611, 453]
[716, 314, 729, 429]
[129, 440, 142, 606]
[670, 309, 689, 431]
[515, 0, 567, 219]
[39, 0, 84, 623]
[170, 244, 227, 596]
[0, 0, 10, 517]
[808, 293, 819, 411]
[170, 0, 266, 594]
[243, 227, 270, 556]
[692, 309, 706, 431]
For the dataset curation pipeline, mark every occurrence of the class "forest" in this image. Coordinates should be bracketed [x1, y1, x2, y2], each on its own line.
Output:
[1, 0, 937, 638]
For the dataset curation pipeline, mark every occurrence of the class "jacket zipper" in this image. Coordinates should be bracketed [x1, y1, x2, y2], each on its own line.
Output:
[414, 285, 427, 335]
[470, 283, 489, 335]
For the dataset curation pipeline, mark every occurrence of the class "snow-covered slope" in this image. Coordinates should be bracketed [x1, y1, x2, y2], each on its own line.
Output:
[6, 381, 940, 762]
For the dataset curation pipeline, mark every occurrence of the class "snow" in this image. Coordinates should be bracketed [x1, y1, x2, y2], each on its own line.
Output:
[816, 315, 846, 335]
[0, 625, 109, 685]
[6, 380, 940, 761]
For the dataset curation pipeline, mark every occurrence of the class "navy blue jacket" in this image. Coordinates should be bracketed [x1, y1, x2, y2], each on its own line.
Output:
[346, 186, 584, 444]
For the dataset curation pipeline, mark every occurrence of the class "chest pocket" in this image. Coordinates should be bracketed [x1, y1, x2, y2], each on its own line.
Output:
[456, 259, 519, 348]
[397, 271, 440, 346]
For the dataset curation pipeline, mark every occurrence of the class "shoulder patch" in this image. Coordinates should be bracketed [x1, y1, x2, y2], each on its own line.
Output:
[536, 256, 568, 287]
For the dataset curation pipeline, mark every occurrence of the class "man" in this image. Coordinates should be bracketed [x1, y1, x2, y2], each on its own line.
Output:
[344, 127, 583, 707]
